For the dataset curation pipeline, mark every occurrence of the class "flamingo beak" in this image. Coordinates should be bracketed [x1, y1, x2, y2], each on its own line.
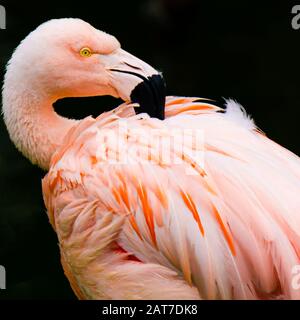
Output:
[99, 49, 166, 120]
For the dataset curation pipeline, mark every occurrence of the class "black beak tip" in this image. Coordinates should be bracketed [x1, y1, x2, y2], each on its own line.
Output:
[130, 74, 166, 120]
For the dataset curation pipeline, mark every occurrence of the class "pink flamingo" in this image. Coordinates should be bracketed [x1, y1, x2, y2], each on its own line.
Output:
[3, 18, 300, 300]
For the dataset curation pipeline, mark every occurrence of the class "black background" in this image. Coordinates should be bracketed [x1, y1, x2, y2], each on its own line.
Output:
[0, 0, 299, 299]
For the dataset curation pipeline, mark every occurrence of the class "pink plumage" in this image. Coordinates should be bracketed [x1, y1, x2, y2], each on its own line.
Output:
[3, 18, 300, 299]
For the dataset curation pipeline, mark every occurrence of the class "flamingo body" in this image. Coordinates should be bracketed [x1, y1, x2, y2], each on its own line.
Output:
[42, 97, 300, 299]
[3, 18, 300, 300]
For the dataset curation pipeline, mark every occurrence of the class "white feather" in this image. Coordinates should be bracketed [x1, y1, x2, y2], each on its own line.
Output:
[223, 99, 256, 130]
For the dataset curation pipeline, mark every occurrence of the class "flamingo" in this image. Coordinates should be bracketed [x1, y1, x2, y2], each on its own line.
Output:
[2, 18, 300, 300]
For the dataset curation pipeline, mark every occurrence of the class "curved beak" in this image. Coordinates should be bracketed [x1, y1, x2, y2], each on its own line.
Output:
[99, 49, 166, 120]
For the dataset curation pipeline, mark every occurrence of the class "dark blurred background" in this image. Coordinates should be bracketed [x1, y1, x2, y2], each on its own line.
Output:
[0, 0, 299, 299]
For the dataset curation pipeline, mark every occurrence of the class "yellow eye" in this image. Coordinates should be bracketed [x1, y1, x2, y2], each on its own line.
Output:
[80, 47, 92, 57]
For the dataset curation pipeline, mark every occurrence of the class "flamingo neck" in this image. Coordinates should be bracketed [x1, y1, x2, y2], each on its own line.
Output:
[2, 84, 77, 171]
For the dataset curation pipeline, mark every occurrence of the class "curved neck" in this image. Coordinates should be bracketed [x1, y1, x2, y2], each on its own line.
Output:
[2, 84, 77, 170]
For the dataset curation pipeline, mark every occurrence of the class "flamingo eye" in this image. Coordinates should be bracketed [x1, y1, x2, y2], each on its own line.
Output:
[80, 47, 92, 57]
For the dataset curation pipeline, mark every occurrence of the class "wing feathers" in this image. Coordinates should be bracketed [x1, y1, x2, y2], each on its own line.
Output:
[42, 96, 300, 299]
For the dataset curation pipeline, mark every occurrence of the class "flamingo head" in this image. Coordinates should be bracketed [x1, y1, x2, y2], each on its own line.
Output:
[8, 18, 166, 119]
